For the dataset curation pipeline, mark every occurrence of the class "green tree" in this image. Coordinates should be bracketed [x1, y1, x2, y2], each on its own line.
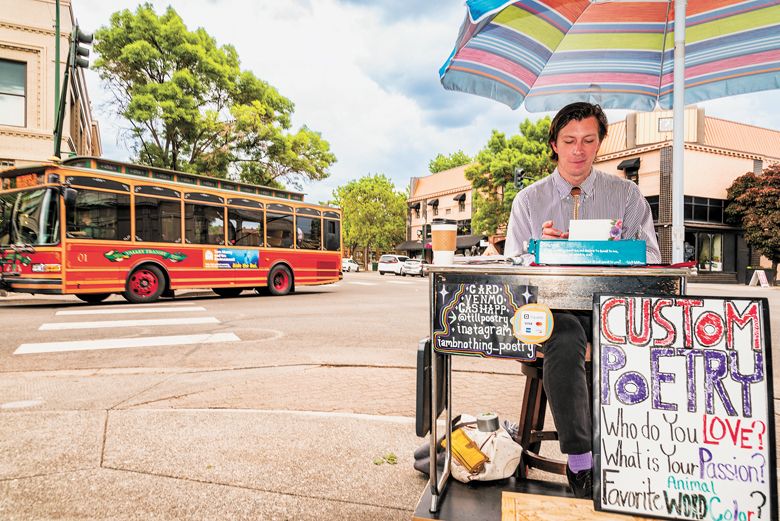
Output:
[466, 118, 554, 236]
[428, 150, 472, 173]
[726, 165, 780, 279]
[330, 175, 407, 267]
[93, 4, 335, 188]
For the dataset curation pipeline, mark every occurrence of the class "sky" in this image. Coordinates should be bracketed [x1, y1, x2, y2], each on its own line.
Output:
[73, 0, 780, 205]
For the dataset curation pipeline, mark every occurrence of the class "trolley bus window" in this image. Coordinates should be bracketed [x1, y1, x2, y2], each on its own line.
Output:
[185, 203, 224, 245]
[266, 212, 293, 248]
[228, 207, 263, 247]
[324, 219, 340, 251]
[135, 196, 182, 243]
[66, 189, 131, 241]
[296, 216, 322, 250]
[0, 188, 60, 245]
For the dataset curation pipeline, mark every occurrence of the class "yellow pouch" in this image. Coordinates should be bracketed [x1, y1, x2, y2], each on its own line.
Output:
[442, 427, 488, 474]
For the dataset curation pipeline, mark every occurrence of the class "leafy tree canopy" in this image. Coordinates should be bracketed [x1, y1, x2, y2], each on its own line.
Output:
[330, 175, 407, 257]
[93, 4, 335, 189]
[726, 165, 780, 273]
[465, 118, 554, 236]
[428, 150, 472, 173]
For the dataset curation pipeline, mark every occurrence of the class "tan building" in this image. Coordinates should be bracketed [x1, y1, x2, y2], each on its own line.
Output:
[597, 107, 780, 283]
[0, 0, 101, 169]
[399, 164, 485, 258]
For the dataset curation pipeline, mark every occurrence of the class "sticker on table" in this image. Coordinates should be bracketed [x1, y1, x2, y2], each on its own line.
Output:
[511, 303, 554, 344]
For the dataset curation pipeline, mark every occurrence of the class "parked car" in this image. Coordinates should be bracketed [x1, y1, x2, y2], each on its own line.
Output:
[400, 258, 429, 277]
[342, 258, 361, 272]
[377, 254, 408, 275]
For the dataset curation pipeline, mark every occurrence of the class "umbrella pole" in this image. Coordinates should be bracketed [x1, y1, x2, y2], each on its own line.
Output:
[671, 0, 687, 264]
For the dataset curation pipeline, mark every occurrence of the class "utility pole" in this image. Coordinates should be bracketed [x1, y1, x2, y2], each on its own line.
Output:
[53, 25, 92, 158]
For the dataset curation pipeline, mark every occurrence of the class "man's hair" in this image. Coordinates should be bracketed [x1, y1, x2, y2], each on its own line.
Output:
[548, 102, 608, 161]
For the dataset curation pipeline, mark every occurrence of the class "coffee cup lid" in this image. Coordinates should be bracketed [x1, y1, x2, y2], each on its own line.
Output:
[431, 218, 456, 225]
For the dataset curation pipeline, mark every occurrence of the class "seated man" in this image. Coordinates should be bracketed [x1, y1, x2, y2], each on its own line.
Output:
[504, 102, 661, 498]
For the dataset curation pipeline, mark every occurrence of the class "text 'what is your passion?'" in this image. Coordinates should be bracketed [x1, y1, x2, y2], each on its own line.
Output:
[593, 295, 775, 521]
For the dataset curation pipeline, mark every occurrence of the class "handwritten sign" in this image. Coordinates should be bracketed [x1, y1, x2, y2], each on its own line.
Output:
[432, 276, 537, 360]
[593, 295, 776, 520]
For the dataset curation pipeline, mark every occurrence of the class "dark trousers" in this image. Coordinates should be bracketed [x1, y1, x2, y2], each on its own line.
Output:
[541, 311, 592, 455]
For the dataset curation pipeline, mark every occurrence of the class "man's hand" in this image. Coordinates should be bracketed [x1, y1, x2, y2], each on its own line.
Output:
[541, 220, 568, 239]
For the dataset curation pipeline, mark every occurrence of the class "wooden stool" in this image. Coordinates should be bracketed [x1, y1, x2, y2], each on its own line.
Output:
[516, 345, 591, 478]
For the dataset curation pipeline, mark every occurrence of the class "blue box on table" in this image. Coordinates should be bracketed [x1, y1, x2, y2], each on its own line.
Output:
[527, 239, 647, 266]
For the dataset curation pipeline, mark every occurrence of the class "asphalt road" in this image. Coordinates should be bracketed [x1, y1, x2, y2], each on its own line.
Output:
[1, 274, 778, 520]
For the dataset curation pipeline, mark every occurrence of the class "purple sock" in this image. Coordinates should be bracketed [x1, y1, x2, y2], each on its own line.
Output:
[568, 452, 592, 473]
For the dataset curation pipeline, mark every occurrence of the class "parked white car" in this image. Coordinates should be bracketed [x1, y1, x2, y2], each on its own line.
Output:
[342, 258, 360, 272]
[377, 254, 408, 275]
[400, 258, 429, 277]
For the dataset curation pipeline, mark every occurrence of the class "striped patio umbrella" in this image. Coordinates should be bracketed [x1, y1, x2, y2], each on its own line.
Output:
[440, 0, 780, 111]
[440, 0, 780, 263]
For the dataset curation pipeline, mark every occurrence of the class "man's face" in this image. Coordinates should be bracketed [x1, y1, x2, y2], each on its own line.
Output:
[550, 116, 602, 183]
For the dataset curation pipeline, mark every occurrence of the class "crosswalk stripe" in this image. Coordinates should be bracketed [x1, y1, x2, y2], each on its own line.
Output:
[14, 332, 240, 355]
[56, 306, 206, 316]
[348, 281, 377, 286]
[385, 280, 414, 285]
[39, 317, 220, 331]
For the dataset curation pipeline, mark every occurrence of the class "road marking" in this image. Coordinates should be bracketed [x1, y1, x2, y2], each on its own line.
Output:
[348, 281, 377, 286]
[39, 317, 220, 331]
[14, 332, 240, 355]
[56, 306, 206, 316]
[1, 399, 44, 409]
[385, 280, 414, 285]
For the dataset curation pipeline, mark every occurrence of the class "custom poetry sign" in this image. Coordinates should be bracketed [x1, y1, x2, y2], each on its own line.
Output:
[593, 295, 776, 520]
[432, 279, 537, 360]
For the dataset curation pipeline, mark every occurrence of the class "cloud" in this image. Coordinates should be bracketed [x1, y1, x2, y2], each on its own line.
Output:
[73, 0, 780, 208]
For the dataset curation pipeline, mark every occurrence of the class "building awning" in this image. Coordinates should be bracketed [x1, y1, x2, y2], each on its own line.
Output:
[427, 199, 439, 206]
[456, 235, 484, 249]
[409, 202, 420, 210]
[395, 240, 428, 252]
[617, 158, 640, 170]
[452, 193, 466, 202]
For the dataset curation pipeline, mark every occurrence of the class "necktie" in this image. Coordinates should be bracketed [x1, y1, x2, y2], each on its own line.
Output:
[571, 187, 582, 220]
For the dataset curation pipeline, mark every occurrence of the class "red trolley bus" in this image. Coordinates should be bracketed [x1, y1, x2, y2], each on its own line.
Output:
[0, 157, 342, 303]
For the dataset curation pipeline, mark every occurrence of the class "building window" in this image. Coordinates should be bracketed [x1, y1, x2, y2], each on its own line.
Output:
[617, 158, 640, 185]
[646, 196, 659, 222]
[0, 159, 14, 169]
[457, 219, 471, 235]
[453, 193, 467, 212]
[686, 231, 723, 272]
[684, 196, 726, 224]
[0, 59, 26, 127]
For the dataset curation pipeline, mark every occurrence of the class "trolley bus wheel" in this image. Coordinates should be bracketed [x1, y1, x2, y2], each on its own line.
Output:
[76, 293, 110, 304]
[123, 265, 165, 304]
[212, 287, 244, 298]
[267, 265, 292, 296]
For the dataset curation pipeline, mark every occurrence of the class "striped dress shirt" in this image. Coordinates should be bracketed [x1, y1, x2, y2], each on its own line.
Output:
[504, 168, 662, 263]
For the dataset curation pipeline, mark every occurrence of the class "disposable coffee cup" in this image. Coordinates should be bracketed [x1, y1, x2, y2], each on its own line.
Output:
[431, 218, 457, 265]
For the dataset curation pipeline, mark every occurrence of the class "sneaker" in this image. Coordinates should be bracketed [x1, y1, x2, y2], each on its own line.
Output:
[566, 466, 593, 499]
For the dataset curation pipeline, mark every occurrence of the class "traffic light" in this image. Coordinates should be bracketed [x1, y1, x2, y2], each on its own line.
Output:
[514, 167, 525, 189]
[54, 25, 93, 158]
[71, 26, 93, 69]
